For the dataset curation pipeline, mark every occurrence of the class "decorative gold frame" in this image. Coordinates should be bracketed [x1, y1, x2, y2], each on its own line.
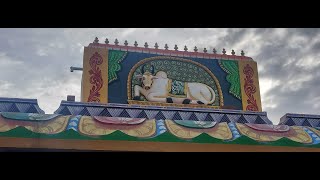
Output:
[127, 56, 224, 107]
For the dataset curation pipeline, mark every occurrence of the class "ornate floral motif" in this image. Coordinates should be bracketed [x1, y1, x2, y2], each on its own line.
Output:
[1, 112, 60, 121]
[236, 123, 285, 142]
[309, 127, 320, 137]
[173, 120, 216, 129]
[87, 52, 104, 102]
[0, 115, 70, 134]
[218, 60, 241, 100]
[25, 116, 70, 134]
[236, 123, 313, 143]
[243, 64, 259, 111]
[79, 116, 156, 138]
[0, 116, 17, 132]
[287, 126, 313, 144]
[108, 50, 127, 84]
[245, 123, 290, 132]
[93, 116, 146, 125]
[165, 120, 232, 140]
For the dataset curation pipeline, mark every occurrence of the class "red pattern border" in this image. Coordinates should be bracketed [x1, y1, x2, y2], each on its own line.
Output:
[243, 64, 259, 111]
[88, 43, 253, 61]
[87, 52, 104, 102]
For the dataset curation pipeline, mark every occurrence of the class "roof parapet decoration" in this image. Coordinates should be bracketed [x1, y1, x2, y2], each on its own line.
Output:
[0, 110, 320, 151]
[279, 113, 320, 128]
[88, 37, 253, 61]
[0, 97, 45, 114]
[54, 100, 272, 124]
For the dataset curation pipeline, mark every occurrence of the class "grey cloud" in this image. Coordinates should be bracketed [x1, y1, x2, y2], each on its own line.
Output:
[291, 28, 320, 37]
[264, 71, 320, 122]
[220, 28, 249, 47]
[311, 42, 320, 51]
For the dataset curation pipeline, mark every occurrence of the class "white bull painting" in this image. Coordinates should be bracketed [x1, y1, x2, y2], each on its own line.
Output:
[133, 65, 216, 105]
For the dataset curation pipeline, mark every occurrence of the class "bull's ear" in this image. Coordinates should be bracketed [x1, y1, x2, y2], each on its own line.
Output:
[135, 75, 143, 80]
[151, 76, 159, 79]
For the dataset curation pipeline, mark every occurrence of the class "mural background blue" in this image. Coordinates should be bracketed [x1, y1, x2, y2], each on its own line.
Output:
[108, 51, 242, 110]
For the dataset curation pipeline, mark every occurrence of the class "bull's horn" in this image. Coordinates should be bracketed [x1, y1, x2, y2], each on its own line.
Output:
[135, 74, 143, 79]
[141, 64, 146, 74]
[150, 65, 155, 74]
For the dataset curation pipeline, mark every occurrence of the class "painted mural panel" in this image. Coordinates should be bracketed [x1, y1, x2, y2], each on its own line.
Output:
[81, 46, 262, 111]
[127, 56, 223, 107]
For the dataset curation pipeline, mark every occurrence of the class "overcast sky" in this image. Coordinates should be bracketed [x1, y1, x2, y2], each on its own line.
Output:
[0, 28, 319, 124]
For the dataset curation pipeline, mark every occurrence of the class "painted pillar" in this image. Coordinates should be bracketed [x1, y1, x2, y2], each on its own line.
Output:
[238, 60, 262, 112]
[81, 47, 109, 103]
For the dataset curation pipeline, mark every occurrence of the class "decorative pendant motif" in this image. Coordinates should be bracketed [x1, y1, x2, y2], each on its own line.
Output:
[243, 64, 258, 111]
[87, 52, 104, 102]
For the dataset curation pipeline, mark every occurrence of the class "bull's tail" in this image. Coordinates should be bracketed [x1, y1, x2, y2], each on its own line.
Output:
[206, 85, 216, 104]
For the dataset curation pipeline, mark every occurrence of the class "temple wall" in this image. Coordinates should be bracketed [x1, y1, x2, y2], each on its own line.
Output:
[81, 44, 262, 112]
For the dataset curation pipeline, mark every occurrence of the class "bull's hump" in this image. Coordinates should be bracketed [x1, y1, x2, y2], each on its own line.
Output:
[155, 78, 169, 83]
[152, 78, 169, 89]
[156, 71, 167, 78]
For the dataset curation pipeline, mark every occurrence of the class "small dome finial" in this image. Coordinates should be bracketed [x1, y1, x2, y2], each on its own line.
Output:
[144, 42, 149, 48]
[203, 48, 207, 53]
[93, 37, 99, 43]
[213, 48, 217, 54]
[154, 43, 159, 49]
[184, 45, 188, 52]
[241, 50, 245, 56]
[105, 38, 109, 44]
[164, 44, 169, 50]
[194, 46, 198, 52]
[174, 45, 178, 51]
[114, 38, 119, 45]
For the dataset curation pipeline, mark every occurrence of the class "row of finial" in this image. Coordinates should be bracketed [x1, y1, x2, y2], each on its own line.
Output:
[93, 37, 245, 56]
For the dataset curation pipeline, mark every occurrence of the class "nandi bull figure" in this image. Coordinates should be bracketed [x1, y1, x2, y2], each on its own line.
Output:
[133, 64, 216, 105]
